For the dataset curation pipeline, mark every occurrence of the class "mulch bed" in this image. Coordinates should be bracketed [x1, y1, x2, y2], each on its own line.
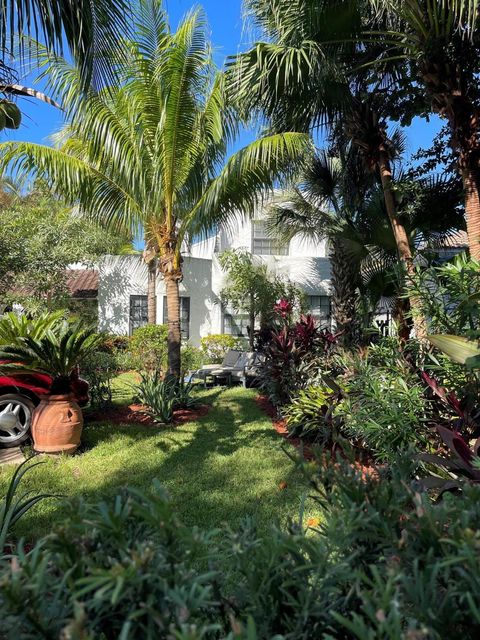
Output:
[86, 403, 210, 427]
[255, 394, 378, 478]
[255, 395, 315, 460]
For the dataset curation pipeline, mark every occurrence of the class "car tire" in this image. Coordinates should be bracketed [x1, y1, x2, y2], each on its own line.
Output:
[0, 394, 35, 448]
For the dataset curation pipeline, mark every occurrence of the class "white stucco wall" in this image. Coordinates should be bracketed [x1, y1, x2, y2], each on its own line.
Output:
[98, 255, 217, 345]
[98, 201, 332, 342]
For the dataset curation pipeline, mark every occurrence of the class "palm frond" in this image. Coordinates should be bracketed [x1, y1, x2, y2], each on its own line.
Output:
[183, 132, 313, 239]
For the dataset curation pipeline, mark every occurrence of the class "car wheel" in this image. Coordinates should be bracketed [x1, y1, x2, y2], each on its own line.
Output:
[0, 394, 35, 448]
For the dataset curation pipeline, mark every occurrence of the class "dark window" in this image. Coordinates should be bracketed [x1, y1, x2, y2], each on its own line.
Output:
[129, 295, 148, 335]
[223, 310, 250, 337]
[308, 295, 331, 327]
[163, 296, 190, 340]
[252, 221, 288, 256]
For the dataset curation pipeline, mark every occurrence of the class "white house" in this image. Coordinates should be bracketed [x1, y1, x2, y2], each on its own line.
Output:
[97, 208, 333, 345]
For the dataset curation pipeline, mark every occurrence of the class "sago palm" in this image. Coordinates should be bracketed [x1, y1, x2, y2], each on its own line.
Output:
[229, 0, 426, 337]
[0, 0, 311, 377]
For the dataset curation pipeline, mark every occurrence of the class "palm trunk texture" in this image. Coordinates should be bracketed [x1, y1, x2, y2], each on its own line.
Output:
[165, 276, 181, 379]
[378, 149, 427, 341]
[330, 236, 358, 345]
[147, 258, 157, 324]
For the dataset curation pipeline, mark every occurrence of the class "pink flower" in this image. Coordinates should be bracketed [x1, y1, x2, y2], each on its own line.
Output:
[274, 298, 293, 318]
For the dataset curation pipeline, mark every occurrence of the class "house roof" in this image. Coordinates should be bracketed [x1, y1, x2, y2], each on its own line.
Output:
[67, 269, 98, 298]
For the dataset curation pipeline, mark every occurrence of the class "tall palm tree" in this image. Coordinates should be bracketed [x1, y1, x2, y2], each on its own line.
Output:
[267, 149, 368, 344]
[0, 0, 311, 377]
[369, 0, 480, 259]
[228, 0, 425, 335]
[268, 148, 465, 340]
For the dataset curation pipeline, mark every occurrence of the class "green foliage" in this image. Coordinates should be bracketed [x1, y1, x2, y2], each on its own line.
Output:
[0, 310, 64, 345]
[0, 189, 131, 313]
[0, 319, 101, 393]
[219, 249, 305, 337]
[81, 350, 118, 408]
[200, 334, 245, 364]
[409, 254, 480, 336]
[180, 343, 204, 374]
[3, 459, 480, 638]
[282, 385, 338, 442]
[0, 483, 221, 638]
[0, 458, 54, 554]
[336, 346, 428, 462]
[129, 324, 169, 373]
[135, 372, 199, 424]
[428, 334, 480, 369]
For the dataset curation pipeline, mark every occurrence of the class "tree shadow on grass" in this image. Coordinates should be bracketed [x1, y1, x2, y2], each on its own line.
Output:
[7, 389, 311, 539]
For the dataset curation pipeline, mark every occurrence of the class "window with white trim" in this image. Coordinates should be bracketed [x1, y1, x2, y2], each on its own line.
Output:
[252, 221, 288, 256]
[129, 295, 148, 335]
[308, 295, 331, 327]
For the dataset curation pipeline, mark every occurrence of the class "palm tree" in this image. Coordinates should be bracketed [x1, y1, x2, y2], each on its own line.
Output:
[0, 0, 311, 377]
[267, 149, 367, 344]
[228, 0, 427, 336]
[0, 0, 129, 90]
[369, 0, 480, 259]
[268, 147, 465, 340]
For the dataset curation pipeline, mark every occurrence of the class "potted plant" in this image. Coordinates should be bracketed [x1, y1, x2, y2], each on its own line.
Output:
[0, 321, 101, 454]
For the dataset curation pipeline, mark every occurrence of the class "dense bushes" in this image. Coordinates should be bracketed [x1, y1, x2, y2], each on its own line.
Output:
[129, 324, 169, 372]
[336, 348, 428, 462]
[200, 333, 245, 363]
[3, 459, 480, 639]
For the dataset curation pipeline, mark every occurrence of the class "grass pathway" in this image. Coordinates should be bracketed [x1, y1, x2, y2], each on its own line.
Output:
[0, 386, 317, 539]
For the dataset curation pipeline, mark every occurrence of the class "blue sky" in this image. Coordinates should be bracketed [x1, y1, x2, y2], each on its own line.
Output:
[5, 0, 442, 161]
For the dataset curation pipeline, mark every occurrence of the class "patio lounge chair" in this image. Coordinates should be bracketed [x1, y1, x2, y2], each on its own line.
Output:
[190, 349, 242, 387]
[210, 352, 264, 388]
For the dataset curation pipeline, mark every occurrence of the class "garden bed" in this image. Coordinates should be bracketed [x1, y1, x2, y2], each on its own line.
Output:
[86, 403, 211, 426]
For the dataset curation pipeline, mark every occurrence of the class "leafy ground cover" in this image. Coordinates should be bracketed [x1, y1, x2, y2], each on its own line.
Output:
[0, 380, 316, 540]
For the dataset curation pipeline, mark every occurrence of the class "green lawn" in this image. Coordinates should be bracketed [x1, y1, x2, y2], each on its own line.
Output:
[1, 383, 318, 539]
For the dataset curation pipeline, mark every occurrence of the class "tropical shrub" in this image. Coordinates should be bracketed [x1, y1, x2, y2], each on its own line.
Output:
[81, 350, 118, 408]
[200, 334, 244, 364]
[0, 484, 222, 638]
[282, 385, 341, 443]
[0, 310, 64, 346]
[4, 460, 480, 638]
[135, 372, 199, 424]
[336, 352, 428, 462]
[180, 343, 204, 375]
[409, 254, 480, 336]
[129, 324, 168, 373]
[259, 314, 338, 406]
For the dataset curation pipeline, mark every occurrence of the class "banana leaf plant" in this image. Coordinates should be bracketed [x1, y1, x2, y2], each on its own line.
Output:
[428, 334, 480, 369]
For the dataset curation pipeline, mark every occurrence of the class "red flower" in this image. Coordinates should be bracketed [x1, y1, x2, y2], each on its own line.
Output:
[274, 298, 293, 318]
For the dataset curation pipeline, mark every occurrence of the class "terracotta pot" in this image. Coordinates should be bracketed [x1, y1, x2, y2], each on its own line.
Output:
[31, 394, 83, 454]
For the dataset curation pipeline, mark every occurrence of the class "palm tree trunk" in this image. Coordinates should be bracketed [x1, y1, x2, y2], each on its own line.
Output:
[249, 296, 255, 350]
[330, 236, 358, 345]
[461, 166, 480, 259]
[147, 257, 157, 324]
[165, 276, 181, 378]
[378, 148, 427, 341]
